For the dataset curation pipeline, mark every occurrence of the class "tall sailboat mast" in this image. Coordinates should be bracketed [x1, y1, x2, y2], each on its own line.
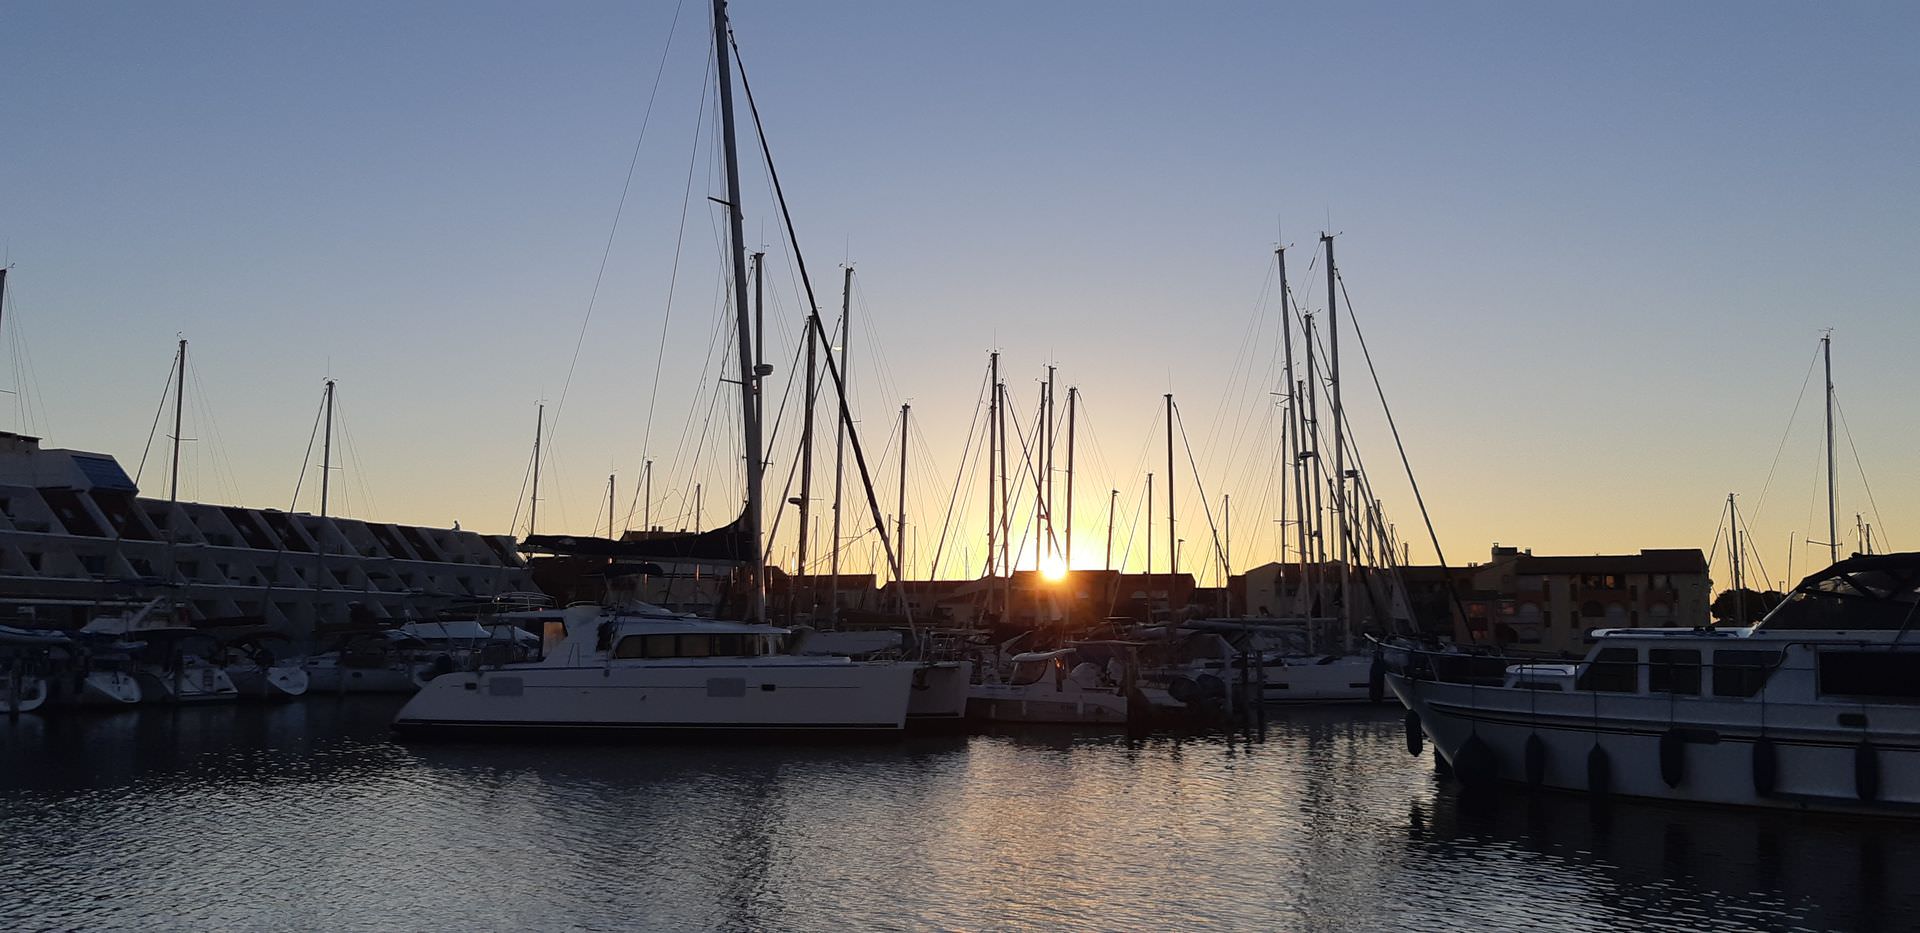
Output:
[1277, 246, 1312, 615]
[169, 337, 187, 505]
[986, 351, 998, 581]
[320, 378, 335, 519]
[1065, 385, 1077, 568]
[1044, 365, 1055, 562]
[896, 402, 909, 608]
[1324, 233, 1351, 649]
[1823, 332, 1837, 565]
[798, 312, 817, 605]
[529, 402, 542, 537]
[829, 266, 852, 621]
[712, 0, 765, 623]
[1164, 393, 1175, 579]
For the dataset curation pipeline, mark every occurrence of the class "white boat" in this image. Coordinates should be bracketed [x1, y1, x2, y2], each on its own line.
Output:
[131, 649, 240, 704]
[1253, 653, 1378, 703]
[0, 670, 48, 713]
[304, 632, 444, 694]
[392, 604, 916, 740]
[792, 628, 974, 728]
[1387, 551, 1920, 815]
[968, 647, 1139, 725]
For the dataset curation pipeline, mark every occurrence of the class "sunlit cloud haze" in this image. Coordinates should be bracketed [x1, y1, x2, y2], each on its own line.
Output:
[2, 1, 1914, 588]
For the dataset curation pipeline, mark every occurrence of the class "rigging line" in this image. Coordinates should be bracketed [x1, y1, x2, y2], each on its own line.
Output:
[1335, 270, 1472, 637]
[638, 38, 716, 501]
[549, 0, 687, 464]
[1172, 400, 1228, 586]
[509, 430, 537, 537]
[1748, 342, 1823, 529]
[732, 33, 909, 604]
[1737, 502, 1775, 596]
[1831, 391, 1889, 546]
[133, 350, 180, 485]
[187, 362, 241, 507]
[288, 388, 326, 513]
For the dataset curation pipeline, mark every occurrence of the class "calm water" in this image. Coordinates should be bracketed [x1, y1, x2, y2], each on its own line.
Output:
[0, 701, 1911, 932]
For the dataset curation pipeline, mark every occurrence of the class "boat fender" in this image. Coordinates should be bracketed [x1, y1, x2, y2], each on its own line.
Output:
[1368, 653, 1386, 704]
[1856, 740, 1880, 802]
[1751, 737, 1778, 797]
[1453, 735, 1497, 789]
[1404, 709, 1423, 757]
[1587, 744, 1611, 798]
[1658, 729, 1686, 788]
[423, 654, 456, 682]
[1525, 734, 1547, 787]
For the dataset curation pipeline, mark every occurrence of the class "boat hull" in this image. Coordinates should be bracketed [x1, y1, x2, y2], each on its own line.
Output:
[305, 660, 428, 695]
[1256, 655, 1378, 704]
[134, 663, 239, 703]
[906, 661, 972, 729]
[966, 683, 1132, 724]
[228, 664, 311, 701]
[1391, 672, 1920, 815]
[392, 660, 916, 741]
[0, 674, 48, 713]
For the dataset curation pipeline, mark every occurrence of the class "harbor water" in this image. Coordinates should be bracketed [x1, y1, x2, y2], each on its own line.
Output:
[1, 702, 1911, 931]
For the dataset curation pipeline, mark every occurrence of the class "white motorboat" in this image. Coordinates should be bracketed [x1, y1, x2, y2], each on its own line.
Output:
[1387, 551, 1920, 815]
[1252, 654, 1378, 703]
[0, 670, 48, 713]
[79, 608, 238, 704]
[304, 632, 445, 695]
[392, 603, 917, 740]
[968, 647, 1139, 725]
[131, 648, 240, 704]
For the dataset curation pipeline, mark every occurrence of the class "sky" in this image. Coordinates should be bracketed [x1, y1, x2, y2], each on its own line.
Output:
[2, 1, 1916, 590]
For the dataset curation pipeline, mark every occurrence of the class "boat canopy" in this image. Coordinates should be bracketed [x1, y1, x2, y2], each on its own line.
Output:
[1755, 551, 1920, 632]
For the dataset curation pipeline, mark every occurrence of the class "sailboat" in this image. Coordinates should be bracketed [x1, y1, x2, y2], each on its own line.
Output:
[393, 0, 916, 740]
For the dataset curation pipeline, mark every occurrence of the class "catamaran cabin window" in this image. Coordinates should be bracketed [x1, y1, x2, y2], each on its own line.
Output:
[1648, 648, 1701, 695]
[1575, 647, 1638, 693]
[1818, 651, 1920, 702]
[678, 635, 712, 658]
[1712, 649, 1781, 698]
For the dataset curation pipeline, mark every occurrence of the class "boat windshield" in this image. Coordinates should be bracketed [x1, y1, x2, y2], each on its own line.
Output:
[1009, 657, 1057, 686]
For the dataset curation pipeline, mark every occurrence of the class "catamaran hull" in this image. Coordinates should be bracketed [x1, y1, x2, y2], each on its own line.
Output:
[305, 663, 427, 695]
[906, 661, 972, 730]
[1391, 673, 1920, 816]
[391, 662, 916, 741]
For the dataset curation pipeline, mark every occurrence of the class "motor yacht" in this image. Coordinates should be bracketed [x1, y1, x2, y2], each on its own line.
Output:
[1386, 551, 1920, 814]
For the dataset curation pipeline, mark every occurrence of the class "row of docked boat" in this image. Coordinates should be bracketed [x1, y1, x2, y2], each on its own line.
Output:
[0, 598, 538, 713]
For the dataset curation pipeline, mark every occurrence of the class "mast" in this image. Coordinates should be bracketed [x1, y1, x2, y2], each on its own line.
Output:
[897, 402, 909, 606]
[712, 0, 764, 623]
[1324, 232, 1351, 649]
[1277, 247, 1312, 618]
[643, 458, 653, 530]
[171, 338, 186, 504]
[1823, 333, 1837, 564]
[529, 402, 542, 537]
[695, 483, 703, 531]
[1165, 393, 1175, 579]
[1105, 488, 1117, 572]
[1065, 385, 1077, 569]
[829, 266, 852, 622]
[798, 313, 817, 594]
[997, 379, 1010, 604]
[1146, 473, 1154, 579]
[986, 351, 998, 581]
[1223, 494, 1231, 615]
[1044, 365, 1055, 562]
[607, 473, 616, 538]
[753, 250, 766, 438]
[320, 378, 335, 519]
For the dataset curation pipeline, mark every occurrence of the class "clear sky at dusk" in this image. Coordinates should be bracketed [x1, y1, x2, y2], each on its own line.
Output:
[3, 1, 1915, 588]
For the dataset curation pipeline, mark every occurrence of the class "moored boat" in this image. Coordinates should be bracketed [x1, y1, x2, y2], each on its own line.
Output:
[392, 603, 916, 740]
[1387, 551, 1920, 815]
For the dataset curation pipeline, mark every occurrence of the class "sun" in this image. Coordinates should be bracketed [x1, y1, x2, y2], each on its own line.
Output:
[1040, 555, 1068, 582]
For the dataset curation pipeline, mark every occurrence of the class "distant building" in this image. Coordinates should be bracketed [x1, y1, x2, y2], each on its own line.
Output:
[0, 432, 531, 637]
[1454, 544, 1711, 653]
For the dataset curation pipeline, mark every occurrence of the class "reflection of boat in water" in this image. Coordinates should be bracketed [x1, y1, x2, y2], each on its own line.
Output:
[1388, 551, 1920, 815]
[392, 603, 916, 740]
